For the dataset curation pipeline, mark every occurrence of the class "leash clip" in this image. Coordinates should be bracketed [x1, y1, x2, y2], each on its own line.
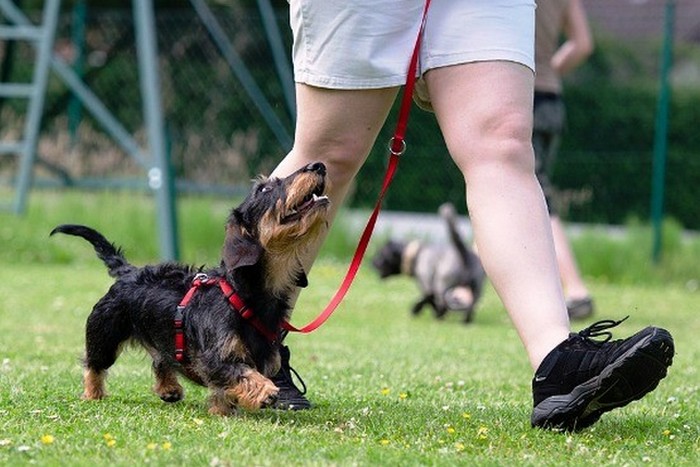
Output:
[388, 137, 407, 156]
[192, 272, 210, 285]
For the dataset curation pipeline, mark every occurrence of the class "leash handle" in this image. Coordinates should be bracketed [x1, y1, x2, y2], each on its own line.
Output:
[284, 0, 432, 334]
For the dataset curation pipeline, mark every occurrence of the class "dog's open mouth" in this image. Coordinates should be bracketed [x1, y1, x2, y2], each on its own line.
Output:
[281, 187, 329, 224]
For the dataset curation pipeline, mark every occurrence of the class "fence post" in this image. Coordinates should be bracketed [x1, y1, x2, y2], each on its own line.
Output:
[651, 0, 675, 264]
[134, 0, 179, 261]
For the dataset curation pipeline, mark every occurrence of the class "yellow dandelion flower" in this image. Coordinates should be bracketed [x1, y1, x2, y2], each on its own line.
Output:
[455, 442, 465, 452]
[103, 433, 116, 447]
[40, 435, 54, 445]
[380, 439, 390, 446]
[477, 426, 489, 440]
[162, 442, 172, 450]
[662, 429, 672, 437]
[446, 426, 456, 434]
[147, 442, 158, 450]
[380, 387, 391, 396]
[462, 412, 471, 420]
[399, 392, 408, 400]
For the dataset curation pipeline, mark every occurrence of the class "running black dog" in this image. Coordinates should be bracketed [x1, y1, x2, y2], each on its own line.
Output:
[372, 203, 485, 323]
[51, 162, 329, 415]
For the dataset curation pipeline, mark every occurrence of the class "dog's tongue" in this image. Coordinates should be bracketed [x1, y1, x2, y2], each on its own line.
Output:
[297, 193, 328, 213]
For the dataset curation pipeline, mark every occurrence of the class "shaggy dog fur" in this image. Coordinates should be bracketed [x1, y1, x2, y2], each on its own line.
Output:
[372, 203, 485, 323]
[51, 162, 329, 415]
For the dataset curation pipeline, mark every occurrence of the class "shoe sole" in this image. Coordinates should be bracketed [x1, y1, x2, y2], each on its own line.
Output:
[269, 400, 312, 410]
[531, 327, 674, 431]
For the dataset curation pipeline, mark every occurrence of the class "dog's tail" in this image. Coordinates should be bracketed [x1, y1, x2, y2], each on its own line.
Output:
[50, 224, 134, 277]
[438, 203, 473, 267]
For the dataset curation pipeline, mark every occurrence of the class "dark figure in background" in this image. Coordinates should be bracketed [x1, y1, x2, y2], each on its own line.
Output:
[534, 0, 595, 319]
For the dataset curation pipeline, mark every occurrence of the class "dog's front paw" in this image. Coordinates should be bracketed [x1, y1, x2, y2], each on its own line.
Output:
[260, 391, 279, 409]
[226, 371, 279, 411]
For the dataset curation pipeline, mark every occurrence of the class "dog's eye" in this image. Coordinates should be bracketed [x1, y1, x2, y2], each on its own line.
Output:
[257, 185, 272, 194]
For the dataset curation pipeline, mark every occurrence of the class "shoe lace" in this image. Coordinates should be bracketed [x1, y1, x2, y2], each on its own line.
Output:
[285, 365, 307, 395]
[578, 316, 629, 343]
[277, 341, 307, 396]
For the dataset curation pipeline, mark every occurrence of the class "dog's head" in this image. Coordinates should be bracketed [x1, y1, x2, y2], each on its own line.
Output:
[371, 240, 406, 278]
[222, 162, 330, 293]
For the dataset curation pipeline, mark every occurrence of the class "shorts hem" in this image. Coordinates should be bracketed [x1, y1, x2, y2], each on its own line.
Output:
[422, 49, 535, 74]
[294, 72, 408, 90]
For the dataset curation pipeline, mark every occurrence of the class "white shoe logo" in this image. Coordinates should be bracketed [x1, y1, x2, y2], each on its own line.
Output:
[534, 375, 547, 382]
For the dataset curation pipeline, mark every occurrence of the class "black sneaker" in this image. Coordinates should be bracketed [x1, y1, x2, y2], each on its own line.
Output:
[269, 345, 311, 410]
[531, 317, 674, 431]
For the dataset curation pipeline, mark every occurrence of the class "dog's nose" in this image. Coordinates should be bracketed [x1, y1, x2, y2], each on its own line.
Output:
[305, 162, 326, 176]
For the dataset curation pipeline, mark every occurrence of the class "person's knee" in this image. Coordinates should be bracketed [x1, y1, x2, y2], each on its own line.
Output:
[452, 109, 534, 175]
[293, 135, 372, 188]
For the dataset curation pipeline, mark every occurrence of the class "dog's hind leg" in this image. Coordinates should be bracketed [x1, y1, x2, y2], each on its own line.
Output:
[462, 305, 475, 324]
[82, 367, 108, 400]
[82, 300, 131, 400]
[411, 294, 434, 316]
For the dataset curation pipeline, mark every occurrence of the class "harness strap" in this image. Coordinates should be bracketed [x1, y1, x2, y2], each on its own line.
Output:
[174, 274, 219, 362]
[174, 274, 280, 362]
[282, 0, 432, 334]
[218, 278, 280, 343]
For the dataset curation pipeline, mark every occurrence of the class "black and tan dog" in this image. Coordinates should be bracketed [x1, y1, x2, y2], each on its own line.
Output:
[372, 203, 485, 323]
[51, 162, 329, 415]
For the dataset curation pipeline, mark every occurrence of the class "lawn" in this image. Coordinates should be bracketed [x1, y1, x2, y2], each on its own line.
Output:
[1, 261, 698, 466]
[0, 190, 699, 465]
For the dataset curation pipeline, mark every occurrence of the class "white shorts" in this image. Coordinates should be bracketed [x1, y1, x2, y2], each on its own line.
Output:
[289, 0, 535, 106]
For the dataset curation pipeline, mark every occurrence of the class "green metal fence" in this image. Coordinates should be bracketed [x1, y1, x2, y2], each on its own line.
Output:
[1, 1, 699, 258]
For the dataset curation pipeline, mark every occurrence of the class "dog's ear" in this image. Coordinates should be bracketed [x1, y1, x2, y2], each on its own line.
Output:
[222, 217, 263, 271]
[295, 270, 308, 288]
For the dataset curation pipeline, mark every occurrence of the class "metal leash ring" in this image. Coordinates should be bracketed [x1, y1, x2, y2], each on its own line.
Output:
[388, 137, 407, 156]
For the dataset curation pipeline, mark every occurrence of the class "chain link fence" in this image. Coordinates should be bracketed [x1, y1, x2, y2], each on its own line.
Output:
[1, 2, 699, 227]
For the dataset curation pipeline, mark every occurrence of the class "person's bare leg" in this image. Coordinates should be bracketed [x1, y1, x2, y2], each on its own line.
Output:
[550, 216, 589, 300]
[267, 85, 399, 409]
[272, 84, 399, 276]
[426, 62, 570, 369]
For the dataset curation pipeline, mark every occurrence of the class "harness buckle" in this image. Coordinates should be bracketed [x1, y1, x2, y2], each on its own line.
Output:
[192, 272, 209, 285]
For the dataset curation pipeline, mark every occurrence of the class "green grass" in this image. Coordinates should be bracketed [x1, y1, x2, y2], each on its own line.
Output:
[1, 189, 699, 465]
[1, 263, 699, 466]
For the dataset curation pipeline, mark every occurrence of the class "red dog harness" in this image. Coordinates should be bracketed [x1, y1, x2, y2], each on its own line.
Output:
[174, 273, 279, 362]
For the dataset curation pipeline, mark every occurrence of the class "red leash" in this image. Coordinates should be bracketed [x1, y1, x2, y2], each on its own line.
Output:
[283, 0, 432, 334]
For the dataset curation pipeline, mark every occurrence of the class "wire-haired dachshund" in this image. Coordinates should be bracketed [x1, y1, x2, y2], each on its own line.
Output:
[51, 162, 330, 416]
